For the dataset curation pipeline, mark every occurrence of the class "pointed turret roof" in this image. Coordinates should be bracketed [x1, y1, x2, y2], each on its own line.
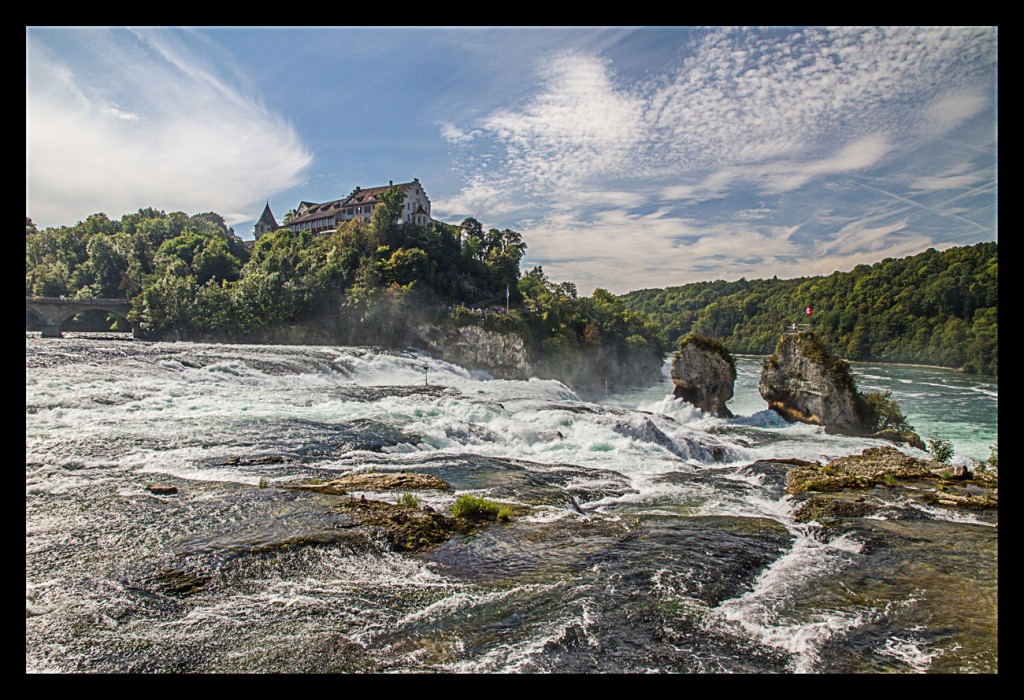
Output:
[257, 201, 279, 230]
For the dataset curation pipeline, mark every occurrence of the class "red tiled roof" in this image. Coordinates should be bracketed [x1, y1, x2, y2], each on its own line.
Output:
[285, 181, 419, 227]
[343, 181, 413, 206]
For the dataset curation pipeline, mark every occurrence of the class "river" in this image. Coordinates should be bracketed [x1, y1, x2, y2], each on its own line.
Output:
[25, 335, 998, 673]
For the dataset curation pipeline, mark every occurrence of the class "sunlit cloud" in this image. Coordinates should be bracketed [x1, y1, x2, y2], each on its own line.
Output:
[918, 89, 990, 136]
[814, 220, 910, 256]
[441, 26, 995, 290]
[439, 121, 481, 144]
[26, 28, 312, 228]
[479, 52, 643, 189]
[523, 206, 945, 295]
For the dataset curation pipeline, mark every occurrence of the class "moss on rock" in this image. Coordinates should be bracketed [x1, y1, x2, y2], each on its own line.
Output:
[675, 334, 737, 378]
[333, 497, 461, 552]
[793, 495, 879, 523]
[785, 445, 998, 515]
[283, 471, 452, 496]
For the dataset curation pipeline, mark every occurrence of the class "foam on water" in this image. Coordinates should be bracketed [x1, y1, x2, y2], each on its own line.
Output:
[26, 338, 999, 673]
[875, 631, 943, 672]
[447, 596, 601, 673]
[708, 527, 869, 672]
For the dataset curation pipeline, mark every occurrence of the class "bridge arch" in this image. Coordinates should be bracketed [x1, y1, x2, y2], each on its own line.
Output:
[26, 297, 136, 338]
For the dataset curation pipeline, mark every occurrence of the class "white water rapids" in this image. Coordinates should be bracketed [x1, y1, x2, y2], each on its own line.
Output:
[26, 336, 998, 673]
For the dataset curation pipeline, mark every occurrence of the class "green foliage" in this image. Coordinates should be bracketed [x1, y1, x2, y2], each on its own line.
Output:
[397, 492, 420, 509]
[620, 243, 998, 376]
[927, 437, 955, 464]
[858, 390, 914, 434]
[26, 206, 665, 392]
[371, 184, 407, 248]
[451, 493, 504, 520]
[512, 266, 666, 393]
[26, 207, 248, 309]
[257, 477, 269, 489]
[794, 332, 860, 397]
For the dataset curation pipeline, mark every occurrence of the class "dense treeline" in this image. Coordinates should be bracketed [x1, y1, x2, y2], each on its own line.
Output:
[26, 193, 665, 392]
[620, 242, 997, 377]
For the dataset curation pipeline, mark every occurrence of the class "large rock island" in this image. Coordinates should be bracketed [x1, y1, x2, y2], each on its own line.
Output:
[759, 330, 924, 448]
[670, 334, 736, 417]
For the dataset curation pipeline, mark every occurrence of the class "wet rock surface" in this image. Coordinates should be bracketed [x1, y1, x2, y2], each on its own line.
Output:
[786, 445, 996, 494]
[783, 446, 998, 531]
[145, 484, 179, 495]
[283, 471, 452, 495]
[760, 333, 864, 433]
[670, 336, 736, 417]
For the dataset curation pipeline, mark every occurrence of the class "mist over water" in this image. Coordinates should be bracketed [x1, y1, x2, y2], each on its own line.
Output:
[26, 336, 997, 673]
[609, 355, 997, 464]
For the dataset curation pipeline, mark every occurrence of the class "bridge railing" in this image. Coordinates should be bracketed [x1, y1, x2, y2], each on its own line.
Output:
[784, 323, 813, 334]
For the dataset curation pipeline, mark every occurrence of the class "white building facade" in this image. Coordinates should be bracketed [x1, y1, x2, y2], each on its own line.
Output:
[272, 178, 432, 236]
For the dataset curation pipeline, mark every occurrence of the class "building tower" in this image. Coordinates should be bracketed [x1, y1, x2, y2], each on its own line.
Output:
[254, 202, 280, 239]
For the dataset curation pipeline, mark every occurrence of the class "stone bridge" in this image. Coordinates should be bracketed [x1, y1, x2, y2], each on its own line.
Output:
[26, 297, 135, 338]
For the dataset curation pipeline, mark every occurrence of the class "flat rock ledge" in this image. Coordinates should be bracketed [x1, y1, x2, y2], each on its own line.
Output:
[332, 498, 463, 552]
[278, 472, 517, 552]
[282, 472, 452, 495]
[786, 445, 998, 494]
[145, 484, 179, 495]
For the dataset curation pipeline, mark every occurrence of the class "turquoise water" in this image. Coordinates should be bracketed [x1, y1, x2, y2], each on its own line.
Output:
[26, 337, 998, 673]
[848, 362, 997, 464]
[609, 355, 998, 465]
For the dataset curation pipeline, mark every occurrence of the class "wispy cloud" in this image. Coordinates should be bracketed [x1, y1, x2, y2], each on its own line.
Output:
[910, 164, 988, 192]
[26, 28, 312, 228]
[437, 26, 996, 290]
[917, 89, 990, 136]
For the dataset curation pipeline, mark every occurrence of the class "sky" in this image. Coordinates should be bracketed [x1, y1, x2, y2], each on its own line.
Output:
[26, 26, 997, 295]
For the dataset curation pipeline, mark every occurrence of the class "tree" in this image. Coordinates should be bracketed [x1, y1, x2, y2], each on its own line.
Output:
[371, 184, 407, 248]
[858, 390, 914, 434]
[927, 437, 954, 464]
[84, 233, 128, 297]
[460, 217, 483, 244]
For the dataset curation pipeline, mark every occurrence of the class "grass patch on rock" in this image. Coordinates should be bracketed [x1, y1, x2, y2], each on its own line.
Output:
[451, 494, 513, 522]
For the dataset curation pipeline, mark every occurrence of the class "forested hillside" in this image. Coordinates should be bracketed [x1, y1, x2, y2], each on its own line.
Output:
[621, 243, 997, 376]
[26, 193, 665, 392]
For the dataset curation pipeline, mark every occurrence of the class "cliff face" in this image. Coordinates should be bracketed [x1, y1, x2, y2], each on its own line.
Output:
[670, 336, 736, 417]
[759, 333, 864, 434]
[417, 323, 532, 380]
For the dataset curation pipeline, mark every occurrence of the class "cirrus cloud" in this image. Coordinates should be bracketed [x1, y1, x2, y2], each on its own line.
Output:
[27, 27, 313, 229]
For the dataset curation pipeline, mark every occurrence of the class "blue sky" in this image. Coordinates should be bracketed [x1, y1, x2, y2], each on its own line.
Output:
[26, 26, 997, 294]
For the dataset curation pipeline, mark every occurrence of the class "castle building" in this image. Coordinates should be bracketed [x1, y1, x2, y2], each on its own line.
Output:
[256, 178, 431, 239]
[253, 202, 281, 238]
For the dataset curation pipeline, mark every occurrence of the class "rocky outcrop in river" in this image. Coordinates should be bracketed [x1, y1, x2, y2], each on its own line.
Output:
[759, 331, 923, 448]
[417, 323, 532, 379]
[783, 445, 998, 530]
[670, 335, 736, 417]
[759, 332, 864, 433]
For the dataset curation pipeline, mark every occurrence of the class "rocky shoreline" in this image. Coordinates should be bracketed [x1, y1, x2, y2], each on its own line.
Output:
[145, 444, 997, 562]
[782, 445, 998, 530]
